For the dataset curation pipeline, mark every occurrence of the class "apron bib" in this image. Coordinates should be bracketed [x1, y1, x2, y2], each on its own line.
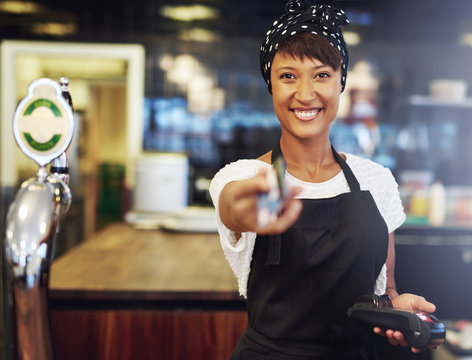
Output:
[232, 143, 389, 359]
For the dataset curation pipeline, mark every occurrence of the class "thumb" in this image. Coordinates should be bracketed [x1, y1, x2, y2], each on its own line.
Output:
[414, 296, 436, 313]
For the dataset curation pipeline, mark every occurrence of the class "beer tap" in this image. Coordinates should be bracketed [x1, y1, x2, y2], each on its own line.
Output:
[3, 78, 75, 360]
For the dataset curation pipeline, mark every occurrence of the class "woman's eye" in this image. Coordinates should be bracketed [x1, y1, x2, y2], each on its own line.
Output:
[316, 72, 330, 79]
[280, 73, 295, 79]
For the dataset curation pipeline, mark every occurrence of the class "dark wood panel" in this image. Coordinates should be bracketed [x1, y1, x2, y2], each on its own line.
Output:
[50, 309, 247, 360]
[50, 289, 243, 302]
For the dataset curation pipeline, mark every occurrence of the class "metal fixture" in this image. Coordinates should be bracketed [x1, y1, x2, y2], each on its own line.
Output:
[3, 77, 74, 360]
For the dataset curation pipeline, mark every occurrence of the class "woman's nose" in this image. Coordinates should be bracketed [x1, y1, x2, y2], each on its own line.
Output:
[295, 78, 315, 102]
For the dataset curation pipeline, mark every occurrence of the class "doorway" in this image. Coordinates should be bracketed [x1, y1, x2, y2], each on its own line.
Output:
[0, 40, 145, 237]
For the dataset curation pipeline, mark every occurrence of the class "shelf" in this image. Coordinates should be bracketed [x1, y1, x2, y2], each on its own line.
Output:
[397, 223, 472, 242]
[408, 95, 472, 108]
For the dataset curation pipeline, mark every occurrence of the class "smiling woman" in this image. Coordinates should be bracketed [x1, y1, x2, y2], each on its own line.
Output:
[209, 1, 438, 359]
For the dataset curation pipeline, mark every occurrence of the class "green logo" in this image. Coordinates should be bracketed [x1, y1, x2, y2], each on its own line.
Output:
[23, 133, 62, 151]
[23, 98, 62, 117]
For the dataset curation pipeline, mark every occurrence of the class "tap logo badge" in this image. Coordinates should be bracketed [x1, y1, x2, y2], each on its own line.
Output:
[13, 78, 74, 167]
[22, 98, 63, 151]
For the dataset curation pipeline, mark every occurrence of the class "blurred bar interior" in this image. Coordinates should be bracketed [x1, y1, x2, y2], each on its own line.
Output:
[3, 0, 472, 229]
[2, 0, 472, 359]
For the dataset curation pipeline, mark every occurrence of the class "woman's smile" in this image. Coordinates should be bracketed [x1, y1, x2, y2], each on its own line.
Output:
[291, 107, 323, 121]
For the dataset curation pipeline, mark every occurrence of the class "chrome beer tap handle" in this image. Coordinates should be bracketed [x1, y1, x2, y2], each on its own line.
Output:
[4, 166, 71, 360]
[4, 78, 74, 360]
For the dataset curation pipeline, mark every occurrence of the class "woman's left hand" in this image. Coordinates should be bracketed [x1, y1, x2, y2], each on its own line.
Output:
[373, 293, 436, 353]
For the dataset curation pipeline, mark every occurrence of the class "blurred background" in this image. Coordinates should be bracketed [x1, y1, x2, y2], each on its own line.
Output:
[2, 0, 472, 359]
[3, 0, 472, 230]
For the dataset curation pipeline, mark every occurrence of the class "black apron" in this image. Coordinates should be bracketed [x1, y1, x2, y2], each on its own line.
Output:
[231, 143, 389, 360]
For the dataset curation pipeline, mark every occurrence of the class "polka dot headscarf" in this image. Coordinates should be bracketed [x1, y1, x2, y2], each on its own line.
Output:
[260, 0, 350, 93]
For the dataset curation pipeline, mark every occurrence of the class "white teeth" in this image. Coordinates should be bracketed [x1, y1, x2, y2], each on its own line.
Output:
[294, 109, 319, 118]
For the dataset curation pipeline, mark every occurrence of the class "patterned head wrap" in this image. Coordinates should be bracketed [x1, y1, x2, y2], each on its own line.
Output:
[260, 0, 350, 93]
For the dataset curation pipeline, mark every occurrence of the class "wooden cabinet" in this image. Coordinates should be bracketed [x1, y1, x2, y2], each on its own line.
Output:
[50, 308, 247, 360]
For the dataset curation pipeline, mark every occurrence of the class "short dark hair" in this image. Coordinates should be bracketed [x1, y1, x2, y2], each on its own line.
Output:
[276, 32, 343, 71]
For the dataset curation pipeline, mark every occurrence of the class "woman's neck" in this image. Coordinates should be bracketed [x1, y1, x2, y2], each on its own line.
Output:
[279, 135, 342, 183]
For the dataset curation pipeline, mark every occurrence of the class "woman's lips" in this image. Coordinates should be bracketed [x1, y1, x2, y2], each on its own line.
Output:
[292, 108, 322, 121]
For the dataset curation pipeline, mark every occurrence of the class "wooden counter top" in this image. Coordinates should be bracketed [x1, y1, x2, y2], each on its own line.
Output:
[49, 223, 241, 302]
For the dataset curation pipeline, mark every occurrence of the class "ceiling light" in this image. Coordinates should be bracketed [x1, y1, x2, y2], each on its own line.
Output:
[459, 33, 472, 47]
[160, 5, 219, 22]
[0, 1, 44, 14]
[30, 22, 77, 36]
[179, 28, 221, 42]
[343, 31, 360, 46]
[166, 54, 202, 89]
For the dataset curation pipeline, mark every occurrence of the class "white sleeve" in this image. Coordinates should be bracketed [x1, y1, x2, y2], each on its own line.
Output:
[209, 159, 270, 298]
[383, 168, 406, 233]
[347, 155, 406, 233]
[374, 264, 387, 295]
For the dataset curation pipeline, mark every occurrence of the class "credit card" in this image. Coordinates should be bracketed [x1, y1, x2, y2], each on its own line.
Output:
[257, 156, 287, 228]
[273, 155, 288, 200]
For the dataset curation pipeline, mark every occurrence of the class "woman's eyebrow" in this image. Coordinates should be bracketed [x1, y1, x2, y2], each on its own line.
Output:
[273, 64, 328, 71]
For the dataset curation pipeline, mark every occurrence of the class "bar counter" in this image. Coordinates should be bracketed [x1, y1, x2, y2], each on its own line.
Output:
[48, 223, 247, 360]
[50, 222, 241, 300]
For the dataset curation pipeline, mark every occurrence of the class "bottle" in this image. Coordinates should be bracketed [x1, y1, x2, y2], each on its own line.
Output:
[428, 181, 446, 226]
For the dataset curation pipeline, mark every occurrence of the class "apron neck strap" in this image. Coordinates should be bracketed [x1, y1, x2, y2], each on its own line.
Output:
[271, 140, 361, 193]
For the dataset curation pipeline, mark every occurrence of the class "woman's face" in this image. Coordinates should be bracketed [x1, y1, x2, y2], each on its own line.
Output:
[270, 51, 342, 141]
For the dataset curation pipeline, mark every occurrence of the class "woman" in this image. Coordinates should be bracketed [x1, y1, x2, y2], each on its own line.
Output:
[210, 1, 436, 359]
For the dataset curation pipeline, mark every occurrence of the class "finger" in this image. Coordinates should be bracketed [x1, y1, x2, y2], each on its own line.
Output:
[273, 199, 303, 232]
[232, 171, 270, 201]
[414, 296, 436, 313]
[258, 199, 303, 234]
[373, 327, 384, 335]
[385, 330, 409, 347]
[384, 330, 399, 346]
[392, 331, 409, 347]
